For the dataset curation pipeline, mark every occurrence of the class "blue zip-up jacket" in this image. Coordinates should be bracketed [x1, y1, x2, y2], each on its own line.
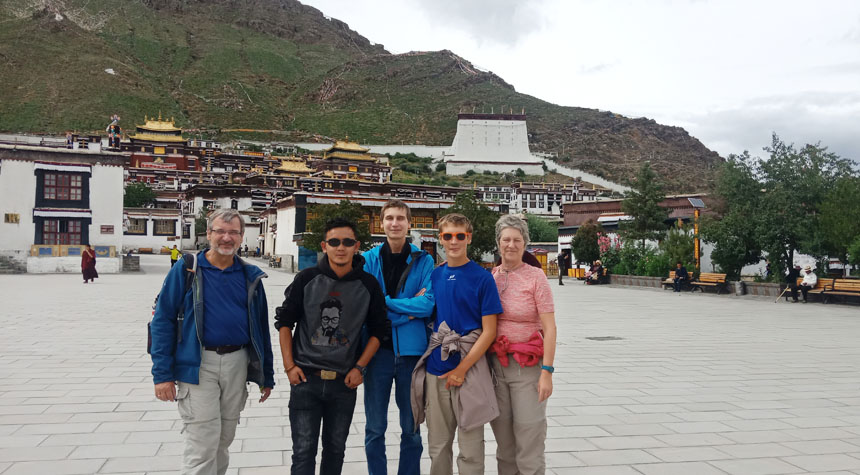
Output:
[363, 242, 435, 356]
[150, 250, 275, 388]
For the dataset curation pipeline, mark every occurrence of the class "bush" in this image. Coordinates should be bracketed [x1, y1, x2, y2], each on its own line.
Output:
[435, 162, 446, 172]
[848, 236, 860, 267]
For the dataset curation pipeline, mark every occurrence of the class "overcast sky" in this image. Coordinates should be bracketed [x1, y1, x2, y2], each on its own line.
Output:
[302, 0, 860, 161]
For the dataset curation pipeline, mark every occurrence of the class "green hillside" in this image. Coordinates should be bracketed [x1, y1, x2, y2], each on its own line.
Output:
[0, 0, 722, 190]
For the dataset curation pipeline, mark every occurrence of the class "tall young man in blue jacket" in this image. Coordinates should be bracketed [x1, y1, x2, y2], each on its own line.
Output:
[362, 200, 436, 475]
[151, 209, 275, 475]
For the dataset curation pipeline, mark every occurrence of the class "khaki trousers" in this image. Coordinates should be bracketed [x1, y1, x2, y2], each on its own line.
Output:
[176, 349, 249, 475]
[489, 355, 547, 475]
[425, 373, 486, 475]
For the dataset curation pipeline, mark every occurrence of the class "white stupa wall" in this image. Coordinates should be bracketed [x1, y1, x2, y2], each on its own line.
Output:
[449, 118, 539, 164]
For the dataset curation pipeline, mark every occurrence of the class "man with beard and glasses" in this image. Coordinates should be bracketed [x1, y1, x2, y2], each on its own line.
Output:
[150, 208, 275, 475]
[276, 217, 388, 475]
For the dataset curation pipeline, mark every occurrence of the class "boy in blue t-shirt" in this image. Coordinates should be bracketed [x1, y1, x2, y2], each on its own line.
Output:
[425, 213, 502, 475]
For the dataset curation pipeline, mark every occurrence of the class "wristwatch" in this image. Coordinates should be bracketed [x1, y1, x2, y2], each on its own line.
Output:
[541, 365, 555, 374]
[354, 364, 367, 377]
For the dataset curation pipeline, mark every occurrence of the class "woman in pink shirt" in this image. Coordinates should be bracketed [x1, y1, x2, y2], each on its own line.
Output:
[489, 215, 558, 475]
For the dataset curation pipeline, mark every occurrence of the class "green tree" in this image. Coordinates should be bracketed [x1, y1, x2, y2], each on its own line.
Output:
[442, 191, 499, 261]
[571, 220, 602, 265]
[194, 205, 210, 235]
[620, 161, 669, 247]
[123, 182, 156, 208]
[660, 224, 695, 269]
[848, 236, 860, 267]
[525, 213, 558, 242]
[756, 134, 855, 277]
[700, 153, 763, 280]
[818, 176, 860, 266]
[304, 200, 372, 253]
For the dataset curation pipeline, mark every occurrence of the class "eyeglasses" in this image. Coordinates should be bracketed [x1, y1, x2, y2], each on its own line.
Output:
[325, 238, 357, 248]
[441, 232, 470, 242]
[210, 229, 241, 237]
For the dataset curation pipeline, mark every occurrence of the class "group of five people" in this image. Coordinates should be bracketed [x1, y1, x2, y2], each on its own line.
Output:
[151, 201, 557, 475]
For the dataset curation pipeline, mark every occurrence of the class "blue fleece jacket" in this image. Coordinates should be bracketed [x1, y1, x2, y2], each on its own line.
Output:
[150, 250, 275, 388]
[363, 242, 435, 356]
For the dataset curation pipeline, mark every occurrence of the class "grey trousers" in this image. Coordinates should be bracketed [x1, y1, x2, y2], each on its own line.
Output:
[489, 355, 547, 475]
[425, 373, 485, 475]
[176, 349, 249, 475]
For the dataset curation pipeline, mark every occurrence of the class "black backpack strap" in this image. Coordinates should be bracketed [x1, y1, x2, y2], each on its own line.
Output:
[176, 253, 196, 345]
[394, 251, 423, 297]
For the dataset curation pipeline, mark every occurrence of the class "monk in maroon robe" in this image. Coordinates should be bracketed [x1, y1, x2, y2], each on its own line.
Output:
[82, 245, 98, 283]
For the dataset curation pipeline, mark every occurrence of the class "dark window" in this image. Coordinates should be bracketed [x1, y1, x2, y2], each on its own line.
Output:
[44, 173, 82, 201]
[125, 218, 147, 235]
[153, 220, 176, 236]
[231, 199, 238, 209]
[43, 219, 82, 244]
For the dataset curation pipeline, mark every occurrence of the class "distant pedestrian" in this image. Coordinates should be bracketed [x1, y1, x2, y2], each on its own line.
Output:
[81, 244, 98, 283]
[169, 245, 181, 267]
[557, 252, 566, 286]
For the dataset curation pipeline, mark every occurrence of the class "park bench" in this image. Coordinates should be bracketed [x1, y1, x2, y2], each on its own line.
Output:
[690, 273, 728, 294]
[783, 277, 832, 302]
[268, 256, 282, 268]
[663, 268, 693, 291]
[823, 278, 860, 304]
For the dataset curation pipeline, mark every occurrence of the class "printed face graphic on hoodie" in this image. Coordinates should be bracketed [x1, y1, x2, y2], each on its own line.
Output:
[311, 298, 349, 347]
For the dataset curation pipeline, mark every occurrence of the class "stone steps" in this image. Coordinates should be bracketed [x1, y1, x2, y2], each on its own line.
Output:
[0, 256, 26, 274]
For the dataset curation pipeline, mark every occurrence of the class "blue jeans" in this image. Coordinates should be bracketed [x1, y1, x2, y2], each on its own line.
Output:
[364, 347, 422, 475]
[289, 372, 357, 475]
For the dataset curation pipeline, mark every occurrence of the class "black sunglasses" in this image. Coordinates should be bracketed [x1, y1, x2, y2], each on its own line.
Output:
[325, 238, 357, 247]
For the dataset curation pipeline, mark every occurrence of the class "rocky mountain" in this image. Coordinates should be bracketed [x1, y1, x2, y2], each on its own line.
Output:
[0, 0, 723, 190]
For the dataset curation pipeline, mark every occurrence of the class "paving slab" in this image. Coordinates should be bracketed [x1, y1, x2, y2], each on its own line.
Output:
[1, 255, 859, 473]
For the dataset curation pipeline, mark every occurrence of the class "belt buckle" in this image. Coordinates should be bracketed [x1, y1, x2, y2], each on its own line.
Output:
[320, 370, 337, 380]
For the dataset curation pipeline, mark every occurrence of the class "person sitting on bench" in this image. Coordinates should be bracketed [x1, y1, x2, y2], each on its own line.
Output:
[792, 265, 817, 303]
[673, 262, 689, 292]
[587, 260, 604, 285]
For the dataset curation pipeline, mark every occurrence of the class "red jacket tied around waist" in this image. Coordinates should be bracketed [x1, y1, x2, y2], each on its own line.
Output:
[490, 331, 544, 368]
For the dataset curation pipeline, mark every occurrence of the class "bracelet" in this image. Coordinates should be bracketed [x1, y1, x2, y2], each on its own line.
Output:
[541, 365, 555, 373]
[285, 365, 296, 372]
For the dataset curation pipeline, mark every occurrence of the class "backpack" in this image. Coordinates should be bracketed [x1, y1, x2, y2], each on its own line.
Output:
[147, 253, 197, 354]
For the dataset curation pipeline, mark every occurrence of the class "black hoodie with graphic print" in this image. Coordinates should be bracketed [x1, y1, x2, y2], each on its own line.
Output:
[275, 254, 388, 375]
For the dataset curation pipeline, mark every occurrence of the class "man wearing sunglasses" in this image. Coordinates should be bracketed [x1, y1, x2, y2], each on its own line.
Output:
[362, 200, 435, 475]
[275, 217, 388, 475]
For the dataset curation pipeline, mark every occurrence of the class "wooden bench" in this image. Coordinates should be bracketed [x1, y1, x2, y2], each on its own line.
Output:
[268, 256, 282, 268]
[783, 277, 832, 302]
[823, 278, 860, 304]
[663, 268, 693, 290]
[690, 273, 728, 294]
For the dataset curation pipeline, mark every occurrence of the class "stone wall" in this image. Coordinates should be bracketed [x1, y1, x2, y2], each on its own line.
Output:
[27, 256, 121, 274]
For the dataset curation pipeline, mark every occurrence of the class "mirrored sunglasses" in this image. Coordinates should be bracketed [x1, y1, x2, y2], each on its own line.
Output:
[441, 232, 470, 241]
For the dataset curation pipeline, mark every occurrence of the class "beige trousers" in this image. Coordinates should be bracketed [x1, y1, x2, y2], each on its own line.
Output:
[176, 349, 249, 475]
[489, 355, 547, 475]
[425, 372, 485, 475]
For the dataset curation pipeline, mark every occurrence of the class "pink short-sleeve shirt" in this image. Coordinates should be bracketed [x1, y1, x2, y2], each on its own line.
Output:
[492, 263, 555, 344]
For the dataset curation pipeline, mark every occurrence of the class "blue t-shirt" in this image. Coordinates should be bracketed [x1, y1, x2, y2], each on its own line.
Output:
[197, 253, 250, 347]
[426, 260, 503, 376]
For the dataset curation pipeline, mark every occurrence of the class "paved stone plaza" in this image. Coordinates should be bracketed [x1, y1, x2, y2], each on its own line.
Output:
[1, 255, 860, 474]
